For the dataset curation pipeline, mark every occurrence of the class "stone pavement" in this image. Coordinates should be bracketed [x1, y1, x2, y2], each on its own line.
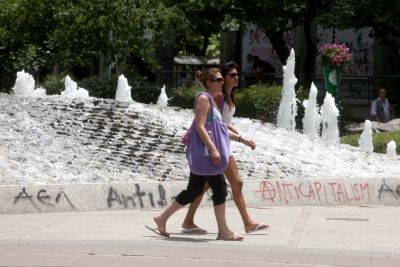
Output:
[1, 206, 400, 266]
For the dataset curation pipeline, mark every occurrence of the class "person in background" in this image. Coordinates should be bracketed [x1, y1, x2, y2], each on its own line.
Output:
[148, 68, 246, 241]
[252, 55, 275, 85]
[371, 88, 391, 123]
[181, 61, 269, 234]
[243, 53, 256, 87]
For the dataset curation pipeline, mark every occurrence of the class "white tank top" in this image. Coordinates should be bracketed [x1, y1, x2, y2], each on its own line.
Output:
[221, 101, 235, 125]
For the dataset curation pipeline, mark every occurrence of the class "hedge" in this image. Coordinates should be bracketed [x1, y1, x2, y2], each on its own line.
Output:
[168, 85, 282, 123]
[340, 130, 400, 154]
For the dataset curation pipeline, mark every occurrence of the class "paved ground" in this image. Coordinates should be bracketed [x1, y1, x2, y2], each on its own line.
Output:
[1, 206, 400, 266]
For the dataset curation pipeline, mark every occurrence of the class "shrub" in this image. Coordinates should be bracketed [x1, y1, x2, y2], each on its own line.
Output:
[235, 85, 282, 123]
[168, 86, 201, 109]
[40, 71, 68, 95]
[340, 130, 400, 154]
[40, 70, 161, 103]
[168, 85, 283, 123]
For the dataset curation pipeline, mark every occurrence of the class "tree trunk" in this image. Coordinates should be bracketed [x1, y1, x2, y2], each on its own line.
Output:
[201, 34, 210, 56]
[52, 64, 59, 76]
[266, 31, 290, 65]
[303, 18, 316, 90]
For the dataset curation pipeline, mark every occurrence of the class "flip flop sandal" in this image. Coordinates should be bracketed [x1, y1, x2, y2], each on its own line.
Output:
[246, 223, 270, 233]
[145, 225, 170, 237]
[216, 233, 244, 241]
[181, 227, 208, 234]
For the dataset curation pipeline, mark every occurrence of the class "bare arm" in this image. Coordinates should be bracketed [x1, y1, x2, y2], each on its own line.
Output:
[227, 124, 239, 134]
[195, 95, 220, 165]
[228, 130, 256, 150]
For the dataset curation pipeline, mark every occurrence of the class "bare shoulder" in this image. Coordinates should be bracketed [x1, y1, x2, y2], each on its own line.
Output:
[197, 94, 210, 106]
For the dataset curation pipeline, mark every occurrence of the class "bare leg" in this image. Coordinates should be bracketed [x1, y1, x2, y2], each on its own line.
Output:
[225, 156, 269, 232]
[181, 183, 209, 230]
[214, 203, 243, 240]
[153, 200, 183, 237]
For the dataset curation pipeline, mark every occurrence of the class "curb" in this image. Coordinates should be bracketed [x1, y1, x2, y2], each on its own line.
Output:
[1, 178, 400, 214]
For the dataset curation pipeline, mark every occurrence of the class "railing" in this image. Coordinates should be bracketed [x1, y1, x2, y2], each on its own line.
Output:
[312, 74, 400, 105]
[158, 70, 399, 106]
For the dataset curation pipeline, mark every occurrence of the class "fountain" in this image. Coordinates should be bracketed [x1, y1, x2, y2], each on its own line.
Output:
[320, 92, 339, 143]
[61, 75, 89, 98]
[115, 74, 133, 102]
[359, 120, 374, 153]
[2, 61, 399, 186]
[277, 49, 297, 130]
[302, 82, 321, 138]
[12, 70, 46, 97]
[1, 67, 400, 213]
[156, 85, 169, 108]
[387, 140, 397, 159]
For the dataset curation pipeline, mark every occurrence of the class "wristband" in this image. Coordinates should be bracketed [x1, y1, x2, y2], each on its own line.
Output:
[238, 135, 242, 143]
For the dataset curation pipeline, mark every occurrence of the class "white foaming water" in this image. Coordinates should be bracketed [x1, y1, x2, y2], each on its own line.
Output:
[61, 75, 89, 98]
[1, 93, 400, 186]
[359, 120, 374, 153]
[156, 85, 169, 108]
[302, 82, 321, 138]
[386, 140, 397, 159]
[320, 93, 339, 143]
[12, 70, 46, 97]
[115, 74, 133, 102]
[277, 49, 298, 130]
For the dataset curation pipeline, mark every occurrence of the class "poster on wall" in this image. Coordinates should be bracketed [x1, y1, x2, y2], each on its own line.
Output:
[241, 25, 293, 76]
[316, 27, 374, 76]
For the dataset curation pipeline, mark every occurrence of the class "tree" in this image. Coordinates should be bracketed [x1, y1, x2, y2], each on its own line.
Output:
[330, 0, 400, 74]
[0, 0, 180, 88]
[231, 0, 333, 89]
[163, 0, 229, 56]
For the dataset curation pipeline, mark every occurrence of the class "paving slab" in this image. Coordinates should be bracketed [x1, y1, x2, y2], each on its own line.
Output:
[0, 206, 400, 266]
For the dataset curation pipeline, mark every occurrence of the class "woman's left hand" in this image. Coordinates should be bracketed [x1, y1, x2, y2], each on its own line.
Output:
[241, 137, 256, 150]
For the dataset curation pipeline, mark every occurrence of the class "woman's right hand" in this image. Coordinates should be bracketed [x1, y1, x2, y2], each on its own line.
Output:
[211, 150, 221, 165]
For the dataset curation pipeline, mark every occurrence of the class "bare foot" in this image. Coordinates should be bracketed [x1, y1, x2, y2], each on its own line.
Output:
[153, 216, 169, 237]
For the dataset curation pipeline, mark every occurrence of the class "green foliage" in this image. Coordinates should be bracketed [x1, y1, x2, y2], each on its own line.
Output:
[205, 33, 221, 57]
[169, 85, 283, 123]
[235, 86, 282, 123]
[0, 0, 180, 88]
[168, 86, 202, 109]
[78, 76, 119, 99]
[39, 71, 68, 95]
[79, 74, 160, 103]
[340, 130, 400, 154]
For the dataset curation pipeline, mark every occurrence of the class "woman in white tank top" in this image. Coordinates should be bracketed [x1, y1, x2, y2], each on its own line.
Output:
[182, 62, 269, 234]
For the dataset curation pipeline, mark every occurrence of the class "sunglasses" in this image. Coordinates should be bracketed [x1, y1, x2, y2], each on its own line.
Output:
[228, 72, 239, 78]
[208, 78, 224, 83]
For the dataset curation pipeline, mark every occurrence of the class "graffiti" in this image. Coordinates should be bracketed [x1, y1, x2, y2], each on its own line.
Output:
[13, 187, 76, 211]
[256, 180, 370, 205]
[248, 28, 268, 46]
[316, 27, 373, 76]
[243, 25, 293, 75]
[378, 179, 400, 199]
[108, 183, 234, 210]
[107, 184, 168, 209]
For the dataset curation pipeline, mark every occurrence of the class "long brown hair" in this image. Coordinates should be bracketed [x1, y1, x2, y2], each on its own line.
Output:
[220, 61, 239, 107]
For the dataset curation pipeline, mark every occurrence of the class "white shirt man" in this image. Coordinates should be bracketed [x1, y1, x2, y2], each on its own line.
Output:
[371, 88, 391, 123]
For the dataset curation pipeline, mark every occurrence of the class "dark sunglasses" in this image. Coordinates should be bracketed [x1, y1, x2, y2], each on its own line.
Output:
[208, 78, 224, 82]
[228, 72, 239, 78]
